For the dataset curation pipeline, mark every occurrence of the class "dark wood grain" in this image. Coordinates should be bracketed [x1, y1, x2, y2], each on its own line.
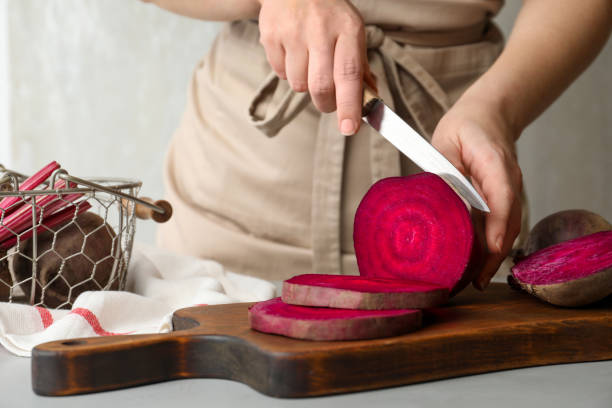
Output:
[31, 284, 612, 397]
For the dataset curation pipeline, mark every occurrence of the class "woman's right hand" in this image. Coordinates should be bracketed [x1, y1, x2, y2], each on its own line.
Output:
[257, 0, 373, 135]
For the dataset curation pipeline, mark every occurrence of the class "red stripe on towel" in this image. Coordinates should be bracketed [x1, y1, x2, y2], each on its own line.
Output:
[70, 308, 129, 336]
[35, 306, 54, 329]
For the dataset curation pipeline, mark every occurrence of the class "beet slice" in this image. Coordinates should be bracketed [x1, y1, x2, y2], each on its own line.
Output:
[282, 274, 448, 310]
[353, 173, 482, 295]
[248, 298, 422, 341]
[511, 230, 612, 307]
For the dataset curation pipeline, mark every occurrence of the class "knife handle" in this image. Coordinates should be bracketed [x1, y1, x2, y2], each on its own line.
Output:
[362, 86, 382, 117]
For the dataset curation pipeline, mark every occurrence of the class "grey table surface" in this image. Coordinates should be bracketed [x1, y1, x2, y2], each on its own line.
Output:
[2, 346, 611, 408]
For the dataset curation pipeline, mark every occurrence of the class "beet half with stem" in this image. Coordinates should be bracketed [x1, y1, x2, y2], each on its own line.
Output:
[282, 273, 448, 310]
[249, 298, 422, 341]
[511, 230, 612, 307]
[518, 209, 611, 260]
[353, 173, 484, 295]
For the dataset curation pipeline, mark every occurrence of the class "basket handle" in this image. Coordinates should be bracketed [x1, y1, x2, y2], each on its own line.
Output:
[55, 171, 173, 223]
[121, 197, 172, 223]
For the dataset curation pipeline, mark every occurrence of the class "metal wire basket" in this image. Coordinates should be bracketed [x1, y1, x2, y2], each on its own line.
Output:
[0, 164, 171, 309]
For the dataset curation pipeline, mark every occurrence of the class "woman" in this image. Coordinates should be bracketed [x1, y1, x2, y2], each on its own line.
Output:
[144, 0, 611, 289]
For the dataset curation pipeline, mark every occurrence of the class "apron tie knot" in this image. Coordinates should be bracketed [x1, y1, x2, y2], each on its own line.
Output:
[365, 25, 385, 49]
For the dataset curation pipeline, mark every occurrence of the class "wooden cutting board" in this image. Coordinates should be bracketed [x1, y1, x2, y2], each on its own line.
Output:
[31, 283, 612, 397]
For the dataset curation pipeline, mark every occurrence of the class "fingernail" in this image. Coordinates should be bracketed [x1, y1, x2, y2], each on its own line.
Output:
[495, 236, 503, 253]
[340, 119, 356, 136]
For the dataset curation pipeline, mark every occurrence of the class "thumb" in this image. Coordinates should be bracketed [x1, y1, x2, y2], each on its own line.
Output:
[431, 131, 467, 178]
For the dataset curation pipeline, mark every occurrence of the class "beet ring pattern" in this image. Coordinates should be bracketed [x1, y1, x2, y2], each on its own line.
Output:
[353, 174, 475, 293]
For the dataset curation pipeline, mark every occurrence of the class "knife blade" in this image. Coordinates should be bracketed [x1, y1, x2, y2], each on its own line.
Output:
[361, 88, 490, 213]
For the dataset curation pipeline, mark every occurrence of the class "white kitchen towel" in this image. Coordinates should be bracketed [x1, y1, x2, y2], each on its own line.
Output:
[0, 243, 276, 357]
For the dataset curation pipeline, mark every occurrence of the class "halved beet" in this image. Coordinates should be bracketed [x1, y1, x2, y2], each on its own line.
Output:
[518, 209, 611, 260]
[282, 274, 448, 309]
[353, 173, 483, 295]
[248, 298, 422, 341]
[511, 230, 612, 307]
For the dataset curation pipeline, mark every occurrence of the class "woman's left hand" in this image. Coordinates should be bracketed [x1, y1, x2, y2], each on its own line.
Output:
[431, 95, 523, 289]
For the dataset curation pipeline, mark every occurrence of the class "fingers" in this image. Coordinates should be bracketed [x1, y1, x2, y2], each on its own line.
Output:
[257, 1, 368, 133]
[432, 98, 524, 291]
[263, 34, 365, 129]
[334, 33, 364, 135]
[285, 47, 309, 93]
[262, 36, 368, 130]
[483, 171, 516, 254]
[436, 133, 519, 291]
[259, 30, 287, 79]
[269, 45, 287, 79]
[471, 154, 523, 289]
[474, 196, 522, 290]
[308, 44, 336, 113]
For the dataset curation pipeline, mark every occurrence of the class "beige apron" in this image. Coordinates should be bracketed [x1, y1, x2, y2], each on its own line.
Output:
[158, 1, 524, 281]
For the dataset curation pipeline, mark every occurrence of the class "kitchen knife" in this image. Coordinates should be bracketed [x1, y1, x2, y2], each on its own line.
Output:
[361, 87, 490, 213]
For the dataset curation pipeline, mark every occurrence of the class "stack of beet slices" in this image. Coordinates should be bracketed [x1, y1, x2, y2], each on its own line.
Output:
[249, 274, 448, 341]
[249, 173, 483, 341]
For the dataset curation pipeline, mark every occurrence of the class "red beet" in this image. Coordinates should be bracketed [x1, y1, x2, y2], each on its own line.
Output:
[353, 173, 482, 295]
[518, 209, 611, 260]
[282, 274, 448, 310]
[248, 298, 422, 341]
[511, 231, 612, 306]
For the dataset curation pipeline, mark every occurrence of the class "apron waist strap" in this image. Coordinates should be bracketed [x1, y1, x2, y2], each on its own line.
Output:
[383, 21, 489, 47]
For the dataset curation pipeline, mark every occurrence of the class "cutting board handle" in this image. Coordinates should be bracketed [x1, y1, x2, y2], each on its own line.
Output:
[32, 333, 184, 395]
[31, 312, 267, 398]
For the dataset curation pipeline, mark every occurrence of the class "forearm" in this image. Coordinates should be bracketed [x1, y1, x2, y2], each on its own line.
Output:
[141, 0, 260, 21]
[461, 0, 612, 136]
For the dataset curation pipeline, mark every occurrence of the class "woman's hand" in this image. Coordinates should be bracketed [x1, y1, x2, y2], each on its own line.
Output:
[431, 95, 523, 290]
[258, 0, 372, 135]
[430, 0, 611, 289]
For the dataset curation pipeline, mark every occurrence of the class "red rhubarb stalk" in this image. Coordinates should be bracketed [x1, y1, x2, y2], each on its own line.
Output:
[0, 191, 83, 243]
[0, 179, 69, 229]
[0, 201, 91, 249]
[0, 161, 61, 215]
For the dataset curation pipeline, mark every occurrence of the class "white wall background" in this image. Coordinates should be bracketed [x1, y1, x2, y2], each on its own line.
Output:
[1, 1, 611, 244]
[4, 0, 220, 242]
[0, 0, 10, 166]
[498, 2, 612, 229]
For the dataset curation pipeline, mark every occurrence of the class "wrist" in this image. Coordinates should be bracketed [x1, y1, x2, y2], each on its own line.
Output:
[457, 78, 524, 141]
